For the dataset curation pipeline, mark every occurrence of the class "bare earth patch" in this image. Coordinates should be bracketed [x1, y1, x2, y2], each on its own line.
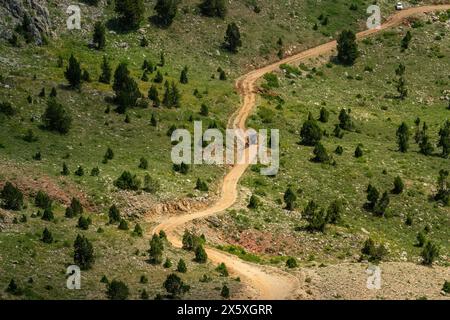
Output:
[296, 262, 450, 300]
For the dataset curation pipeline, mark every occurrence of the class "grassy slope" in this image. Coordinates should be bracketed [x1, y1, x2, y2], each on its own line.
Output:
[0, 0, 447, 299]
[223, 15, 450, 265]
[0, 204, 241, 299]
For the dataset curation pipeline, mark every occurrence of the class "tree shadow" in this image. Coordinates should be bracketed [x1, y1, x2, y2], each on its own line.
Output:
[149, 16, 171, 30]
[105, 18, 138, 34]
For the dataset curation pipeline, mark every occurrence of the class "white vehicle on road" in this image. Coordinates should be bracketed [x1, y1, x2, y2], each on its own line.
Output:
[395, 2, 404, 10]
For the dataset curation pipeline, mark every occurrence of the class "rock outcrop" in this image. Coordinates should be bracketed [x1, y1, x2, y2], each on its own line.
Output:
[0, 0, 52, 45]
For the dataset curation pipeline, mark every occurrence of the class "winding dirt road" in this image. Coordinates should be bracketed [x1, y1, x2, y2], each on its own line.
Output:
[149, 5, 450, 300]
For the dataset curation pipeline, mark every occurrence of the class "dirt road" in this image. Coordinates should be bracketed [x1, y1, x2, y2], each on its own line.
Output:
[149, 5, 450, 300]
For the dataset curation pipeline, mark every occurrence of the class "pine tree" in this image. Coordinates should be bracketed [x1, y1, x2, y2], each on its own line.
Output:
[42, 227, 54, 244]
[149, 233, 164, 264]
[312, 142, 330, 163]
[366, 184, 379, 210]
[77, 216, 92, 230]
[42, 99, 72, 134]
[354, 145, 363, 158]
[326, 200, 342, 224]
[306, 209, 327, 232]
[219, 69, 227, 80]
[361, 238, 387, 262]
[148, 85, 160, 107]
[61, 162, 70, 175]
[6, 279, 22, 296]
[392, 176, 404, 194]
[50, 87, 57, 98]
[141, 71, 149, 82]
[82, 69, 91, 82]
[115, 0, 145, 30]
[180, 66, 188, 84]
[90, 167, 100, 177]
[104, 147, 114, 161]
[182, 229, 196, 251]
[338, 109, 354, 131]
[0, 182, 24, 211]
[163, 273, 190, 298]
[334, 125, 344, 139]
[65, 197, 83, 218]
[106, 280, 129, 300]
[200, 0, 227, 18]
[302, 200, 318, 222]
[200, 103, 209, 116]
[118, 219, 129, 230]
[74, 234, 95, 270]
[401, 31, 412, 51]
[195, 244, 208, 263]
[113, 62, 141, 113]
[284, 187, 297, 210]
[177, 259, 187, 273]
[300, 118, 322, 146]
[419, 123, 434, 156]
[138, 157, 148, 169]
[162, 81, 181, 108]
[133, 223, 143, 237]
[140, 36, 149, 47]
[223, 23, 242, 53]
[150, 113, 158, 127]
[396, 122, 410, 152]
[221, 285, 230, 298]
[154, 0, 179, 27]
[35, 190, 52, 209]
[108, 204, 121, 224]
[438, 120, 450, 158]
[374, 192, 390, 217]
[215, 262, 229, 276]
[416, 230, 427, 247]
[154, 70, 164, 83]
[163, 258, 172, 268]
[414, 117, 422, 143]
[92, 21, 106, 50]
[337, 30, 358, 65]
[142, 59, 150, 70]
[421, 241, 439, 265]
[285, 257, 298, 269]
[159, 52, 165, 67]
[395, 63, 408, 100]
[99, 56, 112, 84]
[247, 194, 260, 209]
[435, 169, 449, 205]
[319, 107, 329, 123]
[335, 146, 344, 156]
[442, 281, 450, 294]
[75, 166, 84, 176]
[65, 54, 82, 89]
[195, 178, 209, 192]
[18, 14, 34, 44]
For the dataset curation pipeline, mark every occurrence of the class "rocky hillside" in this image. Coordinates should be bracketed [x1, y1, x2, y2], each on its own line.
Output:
[0, 0, 52, 44]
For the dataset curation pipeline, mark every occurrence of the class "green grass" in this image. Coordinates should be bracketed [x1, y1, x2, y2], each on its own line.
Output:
[1, 0, 448, 299]
[216, 244, 263, 264]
